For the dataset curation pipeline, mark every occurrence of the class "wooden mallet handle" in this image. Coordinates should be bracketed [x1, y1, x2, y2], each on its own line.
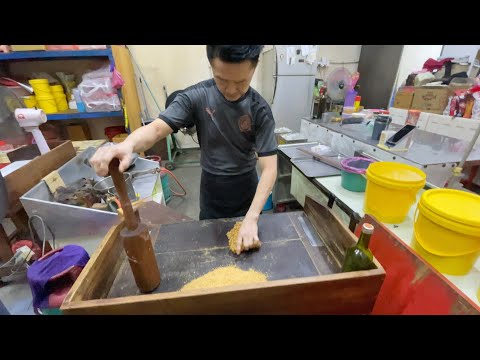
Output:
[109, 158, 138, 230]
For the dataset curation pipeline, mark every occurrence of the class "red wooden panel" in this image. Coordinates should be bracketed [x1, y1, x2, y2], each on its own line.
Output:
[358, 215, 480, 315]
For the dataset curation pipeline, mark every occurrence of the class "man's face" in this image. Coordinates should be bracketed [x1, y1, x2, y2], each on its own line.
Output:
[211, 58, 256, 101]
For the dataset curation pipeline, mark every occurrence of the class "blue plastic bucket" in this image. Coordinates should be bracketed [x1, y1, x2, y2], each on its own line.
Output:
[263, 192, 273, 211]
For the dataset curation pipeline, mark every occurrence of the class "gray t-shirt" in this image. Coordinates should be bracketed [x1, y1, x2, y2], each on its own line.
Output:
[158, 79, 277, 175]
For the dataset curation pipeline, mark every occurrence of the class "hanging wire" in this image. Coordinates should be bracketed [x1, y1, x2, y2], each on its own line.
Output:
[28, 215, 55, 256]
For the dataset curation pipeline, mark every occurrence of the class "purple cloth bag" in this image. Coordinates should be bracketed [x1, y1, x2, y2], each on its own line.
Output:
[27, 245, 90, 311]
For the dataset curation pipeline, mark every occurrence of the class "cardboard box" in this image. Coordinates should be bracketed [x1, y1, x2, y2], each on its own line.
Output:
[10, 45, 46, 52]
[394, 87, 415, 109]
[411, 86, 452, 114]
[65, 124, 91, 141]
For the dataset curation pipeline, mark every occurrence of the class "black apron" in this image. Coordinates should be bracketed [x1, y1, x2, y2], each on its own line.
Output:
[199, 169, 258, 220]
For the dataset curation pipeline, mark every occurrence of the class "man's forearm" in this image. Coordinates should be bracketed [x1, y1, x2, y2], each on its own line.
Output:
[246, 158, 277, 221]
[123, 118, 173, 153]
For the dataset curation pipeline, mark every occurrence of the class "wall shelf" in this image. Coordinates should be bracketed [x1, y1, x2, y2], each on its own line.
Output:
[0, 47, 125, 140]
[0, 49, 113, 61]
[46, 110, 123, 121]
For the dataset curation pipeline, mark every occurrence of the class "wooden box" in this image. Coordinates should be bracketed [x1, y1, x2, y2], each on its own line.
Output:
[61, 197, 385, 315]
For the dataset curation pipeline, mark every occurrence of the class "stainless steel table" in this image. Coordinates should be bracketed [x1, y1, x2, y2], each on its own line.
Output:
[319, 121, 480, 165]
[300, 118, 480, 187]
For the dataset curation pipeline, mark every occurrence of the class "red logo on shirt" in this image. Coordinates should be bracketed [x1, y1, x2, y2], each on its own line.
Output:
[239, 114, 252, 132]
[205, 107, 216, 118]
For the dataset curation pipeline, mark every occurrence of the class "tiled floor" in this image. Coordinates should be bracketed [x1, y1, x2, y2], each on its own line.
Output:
[0, 280, 34, 315]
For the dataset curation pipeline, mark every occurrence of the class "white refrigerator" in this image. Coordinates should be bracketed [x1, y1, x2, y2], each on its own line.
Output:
[269, 45, 318, 132]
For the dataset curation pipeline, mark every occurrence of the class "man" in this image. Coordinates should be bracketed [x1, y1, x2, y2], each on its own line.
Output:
[90, 45, 278, 254]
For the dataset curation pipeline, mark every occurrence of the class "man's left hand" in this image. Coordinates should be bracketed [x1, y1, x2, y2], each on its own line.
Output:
[236, 216, 261, 255]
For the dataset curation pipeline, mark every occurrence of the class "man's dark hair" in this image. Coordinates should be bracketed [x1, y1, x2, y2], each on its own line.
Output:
[206, 45, 264, 65]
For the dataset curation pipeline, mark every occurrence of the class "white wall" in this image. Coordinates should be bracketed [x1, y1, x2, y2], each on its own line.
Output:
[127, 45, 206, 148]
[257, 45, 363, 104]
[394, 45, 444, 90]
[316, 45, 362, 81]
[315, 45, 443, 99]
[127, 45, 265, 148]
[128, 45, 361, 113]
[128, 46, 448, 132]
[441, 45, 480, 63]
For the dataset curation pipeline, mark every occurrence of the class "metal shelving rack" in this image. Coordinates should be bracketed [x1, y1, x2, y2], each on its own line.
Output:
[0, 49, 114, 61]
[0, 47, 124, 122]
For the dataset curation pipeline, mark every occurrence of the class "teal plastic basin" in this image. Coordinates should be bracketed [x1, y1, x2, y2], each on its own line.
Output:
[341, 170, 367, 192]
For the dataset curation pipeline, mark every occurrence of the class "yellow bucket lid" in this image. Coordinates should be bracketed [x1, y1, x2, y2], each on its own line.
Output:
[420, 189, 480, 228]
[366, 162, 426, 189]
[29, 79, 49, 84]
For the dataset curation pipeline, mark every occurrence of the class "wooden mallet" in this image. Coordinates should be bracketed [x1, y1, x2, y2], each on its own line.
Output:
[109, 158, 161, 293]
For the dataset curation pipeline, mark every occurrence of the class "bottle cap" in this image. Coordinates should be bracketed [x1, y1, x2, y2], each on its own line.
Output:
[362, 223, 374, 234]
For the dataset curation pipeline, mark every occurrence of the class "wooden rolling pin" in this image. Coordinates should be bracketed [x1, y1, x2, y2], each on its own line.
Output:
[109, 158, 161, 293]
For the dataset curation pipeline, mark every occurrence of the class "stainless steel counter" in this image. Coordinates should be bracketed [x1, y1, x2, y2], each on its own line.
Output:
[278, 143, 342, 178]
[312, 120, 480, 166]
[300, 117, 480, 187]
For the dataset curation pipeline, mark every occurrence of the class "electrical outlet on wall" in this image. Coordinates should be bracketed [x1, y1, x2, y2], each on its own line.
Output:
[318, 57, 329, 67]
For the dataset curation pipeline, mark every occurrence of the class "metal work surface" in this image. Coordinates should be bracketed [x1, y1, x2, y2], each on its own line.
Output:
[278, 142, 318, 160]
[315, 120, 480, 166]
[279, 143, 342, 178]
[108, 212, 341, 298]
[20, 147, 159, 255]
[300, 119, 468, 187]
[291, 158, 341, 178]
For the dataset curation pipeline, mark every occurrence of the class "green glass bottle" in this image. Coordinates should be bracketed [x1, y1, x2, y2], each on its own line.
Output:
[341, 223, 376, 272]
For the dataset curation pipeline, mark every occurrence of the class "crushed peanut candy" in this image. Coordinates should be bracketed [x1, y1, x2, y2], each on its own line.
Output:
[227, 221, 243, 254]
[180, 265, 267, 291]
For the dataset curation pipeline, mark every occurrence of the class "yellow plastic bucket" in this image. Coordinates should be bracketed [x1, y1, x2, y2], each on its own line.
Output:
[22, 95, 37, 108]
[29, 79, 52, 96]
[36, 94, 58, 114]
[53, 93, 69, 111]
[364, 162, 426, 223]
[412, 233, 480, 276]
[414, 189, 480, 254]
[50, 84, 65, 94]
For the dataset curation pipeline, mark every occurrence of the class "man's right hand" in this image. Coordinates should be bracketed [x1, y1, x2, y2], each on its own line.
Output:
[89, 142, 134, 177]
[89, 118, 173, 177]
